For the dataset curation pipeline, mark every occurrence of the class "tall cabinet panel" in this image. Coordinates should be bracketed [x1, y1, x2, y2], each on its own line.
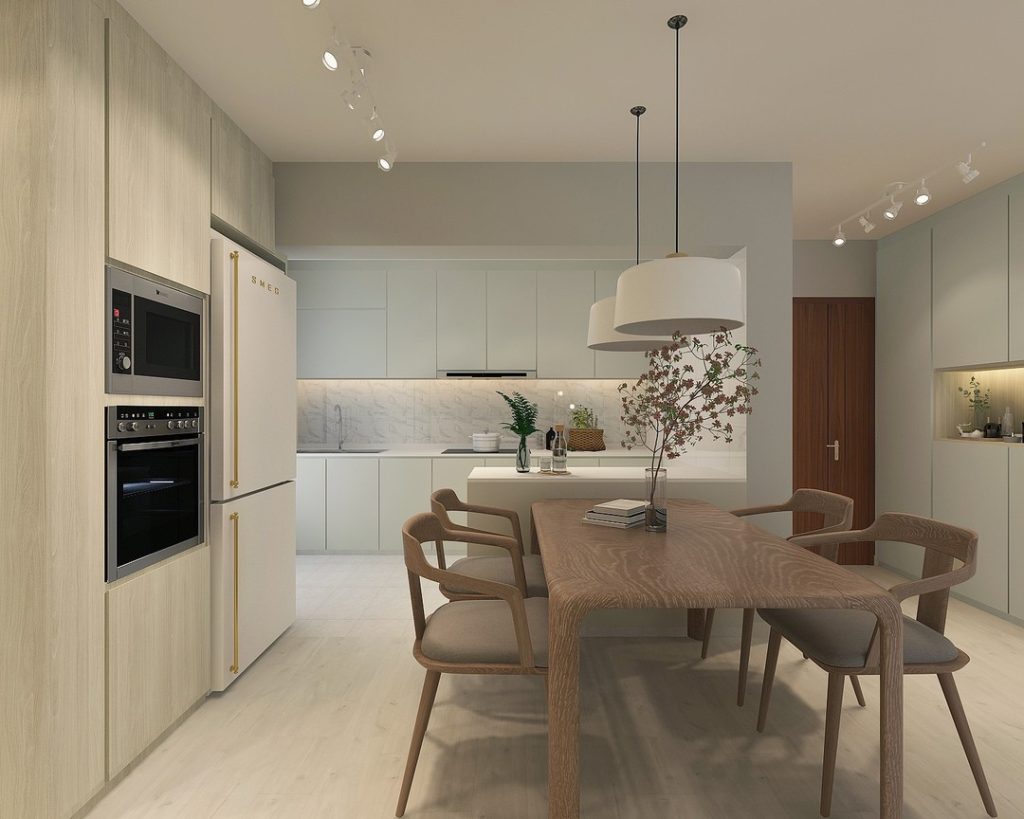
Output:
[537, 269, 595, 377]
[437, 270, 487, 370]
[932, 441, 1008, 613]
[387, 270, 437, 377]
[211, 104, 275, 249]
[1009, 448, 1024, 619]
[1008, 184, 1024, 361]
[932, 187, 1009, 368]
[487, 270, 537, 370]
[875, 226, 933, 576]
[107, 3, 211, 293]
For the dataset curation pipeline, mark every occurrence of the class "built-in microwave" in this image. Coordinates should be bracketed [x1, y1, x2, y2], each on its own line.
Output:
[106, 263, 204, 397]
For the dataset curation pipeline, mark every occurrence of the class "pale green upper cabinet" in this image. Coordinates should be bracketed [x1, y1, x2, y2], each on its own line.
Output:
[1008, 184, 1024, 361]
[437, 270, 487, 371]
[537, 269, 596, 378]
[487, 270, 537, 370]
[106, 3, 211, 293]
[211, 105, 275, 250]
[387, 270, 437, 378]
[932, 186, 1009, 369]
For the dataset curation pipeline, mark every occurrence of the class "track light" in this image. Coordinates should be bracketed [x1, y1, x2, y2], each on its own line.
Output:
[371, 127, 385, 142]
[858, 213, 876, 234]
[914, 180, 931, 206]
[301, 0, 320, 7]
[833, 227, 846, 247]
[883, 196, 903, 221]
[322, 49, 339, 71]
[957, 154, 980, 184]
[378, 141, 397, 172]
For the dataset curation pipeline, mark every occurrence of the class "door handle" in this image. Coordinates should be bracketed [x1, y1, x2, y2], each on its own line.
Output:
[229, 250, 240, 489]
[229, 511, 239, 675]
[825, 439, 840, 462]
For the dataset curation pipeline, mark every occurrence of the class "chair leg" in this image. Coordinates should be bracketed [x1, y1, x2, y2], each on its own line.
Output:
[700, 608, 716, 660]
[938, 673, 998, 817]
[820, 672, 845, 818]
[849, 675, 867, 708]
[396, 670, 442, 817]
[757, 628, 782, 733]
[737, 608, 755, 707]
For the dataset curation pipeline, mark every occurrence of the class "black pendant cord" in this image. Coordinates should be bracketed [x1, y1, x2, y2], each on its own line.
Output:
[630, 106, 646, 267]
[668, 14, 687, 255]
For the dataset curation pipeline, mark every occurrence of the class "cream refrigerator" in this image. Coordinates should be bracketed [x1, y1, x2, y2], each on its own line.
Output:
[209, 232, 297, 691]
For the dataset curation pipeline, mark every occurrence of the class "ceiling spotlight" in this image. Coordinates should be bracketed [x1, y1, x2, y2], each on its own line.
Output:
[883, 196, 903, 221]
[957, 154, 980, 184]
[914, 180, 931, 206]
[371, 127, 385, 142]
[378, 141, 397, 172]
[858, 213, 876, 234]
[301, 0, 320, 7]
[322, 49, 339, 71]
[833, 227, 846, 247]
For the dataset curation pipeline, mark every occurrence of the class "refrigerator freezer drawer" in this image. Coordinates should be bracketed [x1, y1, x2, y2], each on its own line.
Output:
[210, 481, 296, 691]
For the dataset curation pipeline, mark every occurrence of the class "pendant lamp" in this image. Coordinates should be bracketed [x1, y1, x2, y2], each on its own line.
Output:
[588, 107, 670, 351]
[613, 15, 744, 337]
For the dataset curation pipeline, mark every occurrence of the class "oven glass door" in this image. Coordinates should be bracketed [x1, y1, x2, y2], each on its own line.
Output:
[133, 296, 202, 383]
[110, 437, 202, 580]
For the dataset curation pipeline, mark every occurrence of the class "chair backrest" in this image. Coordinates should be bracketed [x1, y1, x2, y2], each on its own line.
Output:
[733, 489, 854, 560]
[401, 511, 537, 668]
[430, 488, 525, 569]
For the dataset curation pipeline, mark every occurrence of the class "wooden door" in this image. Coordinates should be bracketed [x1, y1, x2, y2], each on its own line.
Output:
[793, 298, 875, 564]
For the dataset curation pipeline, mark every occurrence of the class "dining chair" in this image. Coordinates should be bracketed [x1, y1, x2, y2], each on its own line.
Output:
[430, 488, 548, 598]
[701, 488, 856, 707]
[755, 512, 997, 818]
[396, 511, 548, 817]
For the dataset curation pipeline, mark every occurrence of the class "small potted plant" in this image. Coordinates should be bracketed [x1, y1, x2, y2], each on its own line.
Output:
[567, 404, 605, 451]
[497, 391, 539, 473]
[957, 376, 990, 434]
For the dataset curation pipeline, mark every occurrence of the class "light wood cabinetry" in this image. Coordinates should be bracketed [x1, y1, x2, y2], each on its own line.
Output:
[1008, 448, 1024, 619]
[875, 226, 934, 577]
[106, 2, 211, 293]
[487, 270, 537, 370]
[594, 268, 647, 379]
[437, 269, 487, 370]
[388, 270, 437, 377]
[211, 104, 275, 249]
[932, 187, 1009, 369]
[537, 269, 595, 377]
[297, 308, 387, 378]
[932, 441, 1008, 612]
[297, 457, 327, 552]
[1009, 185, 1024, 362]
[379, 459, 433, 551]
[107, 546, 211, 778]
[326, 458, 379, 551]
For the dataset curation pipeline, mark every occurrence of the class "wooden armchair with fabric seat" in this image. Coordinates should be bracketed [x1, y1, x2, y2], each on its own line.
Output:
[700, 488, 856, 707]
[755, 513, 997, 818]
[396, 511, 549, 817]
[430, 488, 548, 599]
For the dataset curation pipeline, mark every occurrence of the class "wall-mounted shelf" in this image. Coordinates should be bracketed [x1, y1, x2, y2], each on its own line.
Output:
[935, 365, 1024, 441]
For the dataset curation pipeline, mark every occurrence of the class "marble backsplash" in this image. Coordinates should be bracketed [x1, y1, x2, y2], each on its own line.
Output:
[298, 379, 746, 453]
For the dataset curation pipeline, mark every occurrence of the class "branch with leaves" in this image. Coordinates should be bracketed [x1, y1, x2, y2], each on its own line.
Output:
[497, 391, 539, 437]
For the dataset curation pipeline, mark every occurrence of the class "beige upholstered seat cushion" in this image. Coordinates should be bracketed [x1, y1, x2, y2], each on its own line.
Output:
[444, 554, 548, 597]
[421, 597, 548, 667]
[757, 607, 959, 668]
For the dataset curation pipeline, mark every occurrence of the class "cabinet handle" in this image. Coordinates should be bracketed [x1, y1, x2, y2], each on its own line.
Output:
[229, 511, 239, 675]
[826, 439, 840, 462]
[229, 251, 240, 489]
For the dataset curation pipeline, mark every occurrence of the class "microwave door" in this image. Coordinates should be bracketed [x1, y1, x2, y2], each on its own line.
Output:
[134, 296, 202, 383]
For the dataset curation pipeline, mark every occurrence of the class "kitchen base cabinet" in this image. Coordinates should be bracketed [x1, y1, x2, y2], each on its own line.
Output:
[379, 459, 433, 551]
[932, 442, 1008, 613]
[296, 457, 327, 552]
[326, 459, 379, 552]
[1008, 448, 1024, 619]
[106, 546, 210, 778]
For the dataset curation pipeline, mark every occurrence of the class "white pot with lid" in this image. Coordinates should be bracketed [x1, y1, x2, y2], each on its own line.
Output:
[470, 432, 502, 452]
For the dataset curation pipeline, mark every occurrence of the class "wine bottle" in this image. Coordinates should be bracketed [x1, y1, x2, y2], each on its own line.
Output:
[545, 426, 556, 450]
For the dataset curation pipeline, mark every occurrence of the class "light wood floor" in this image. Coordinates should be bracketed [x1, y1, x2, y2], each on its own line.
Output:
[86, 557, 1024, 818]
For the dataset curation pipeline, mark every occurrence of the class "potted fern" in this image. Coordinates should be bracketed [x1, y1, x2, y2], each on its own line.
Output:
[497, 391, 539, 473]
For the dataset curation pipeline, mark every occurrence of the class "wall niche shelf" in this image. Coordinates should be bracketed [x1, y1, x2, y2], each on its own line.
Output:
[935, 364, 1024, 443]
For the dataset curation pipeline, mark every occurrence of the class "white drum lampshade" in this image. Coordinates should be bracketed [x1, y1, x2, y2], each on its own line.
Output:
[587, 296, 669, 351]
[613, 255, 745, 336]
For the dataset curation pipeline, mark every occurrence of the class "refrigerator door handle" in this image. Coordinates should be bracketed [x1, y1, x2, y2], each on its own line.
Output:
[230, 511, 240, 675]
[229, 250, 240, 490]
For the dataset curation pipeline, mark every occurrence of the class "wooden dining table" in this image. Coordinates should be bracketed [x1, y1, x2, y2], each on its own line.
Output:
[533, 497, 905, 818]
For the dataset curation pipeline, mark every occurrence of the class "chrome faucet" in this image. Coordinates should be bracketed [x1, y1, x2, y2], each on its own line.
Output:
[334, 404, 344, 450]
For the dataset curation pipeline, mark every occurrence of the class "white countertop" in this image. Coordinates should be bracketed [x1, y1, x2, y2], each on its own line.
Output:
[467, 462, 745, 483]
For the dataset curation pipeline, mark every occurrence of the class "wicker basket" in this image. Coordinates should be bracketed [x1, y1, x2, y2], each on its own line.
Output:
[566, 428, 606, 451]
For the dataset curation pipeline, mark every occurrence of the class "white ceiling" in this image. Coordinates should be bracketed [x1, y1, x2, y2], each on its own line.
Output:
[118, 0, 1024, 239]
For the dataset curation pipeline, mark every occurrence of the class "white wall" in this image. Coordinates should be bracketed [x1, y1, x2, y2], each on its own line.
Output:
[275, 161, 792, 509]
[793, 239, 876, 297]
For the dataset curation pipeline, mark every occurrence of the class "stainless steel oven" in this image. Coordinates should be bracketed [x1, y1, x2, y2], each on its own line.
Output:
[106, 263, 204, 397]
[106, 406, 204, 582]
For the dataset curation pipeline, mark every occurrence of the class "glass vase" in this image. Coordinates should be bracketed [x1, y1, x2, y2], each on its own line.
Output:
[644, 467, 667, 532]
[516, 435, 531, 473]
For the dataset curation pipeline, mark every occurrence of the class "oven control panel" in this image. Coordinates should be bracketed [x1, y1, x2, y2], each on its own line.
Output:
[107, 406, 203, 439]
[110, 289, 133, 374]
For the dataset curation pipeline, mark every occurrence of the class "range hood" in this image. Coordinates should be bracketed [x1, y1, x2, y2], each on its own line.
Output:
[437, 370, 536, 379]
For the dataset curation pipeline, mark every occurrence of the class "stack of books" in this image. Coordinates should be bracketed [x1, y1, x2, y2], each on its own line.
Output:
[582, 499, 646, 529]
